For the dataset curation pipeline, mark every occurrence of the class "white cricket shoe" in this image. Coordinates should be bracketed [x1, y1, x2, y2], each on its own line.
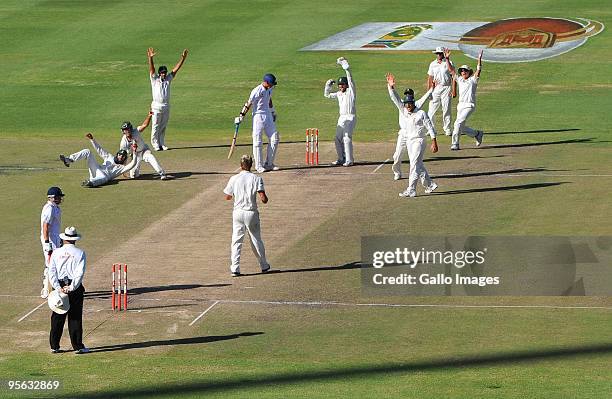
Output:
[425, 182, 438, 194]
[450, 145, 460, 151]
[264, 164, 280, 171]
[475, 130, 484, 146]
[331, 160, 344, 166]
[255, 167, 266, 173]
[161, 145, 169, 151]
[343, 161, 354, 167]
[75, 347, 90, 354]
[399, 190, 416, 198]
[160, 174, 174, 180]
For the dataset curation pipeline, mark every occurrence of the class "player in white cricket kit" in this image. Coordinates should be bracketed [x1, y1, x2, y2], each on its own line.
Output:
[445, 48, 484, 150]
[391, 86, 434, 180]
[40, 186, 65, 298]
[324, 57, 356, 166]
[147, 47, 188, 151]
[224, 155, 271, 277]
[59, 133, 138, 187]
[427, 46, 456, 136]
[386, 73, 439, 198]
[234, 74, 280, 173]
[119, 112, 172, 180]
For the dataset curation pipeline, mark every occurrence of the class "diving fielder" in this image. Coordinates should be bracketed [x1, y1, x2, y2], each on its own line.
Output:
[119, 112, 172, 180]
[445, 48, 484, 150]
[386, 73, 438, 198]
[324, 57, 356, 166]
[147, 47, 188, 151]
[40, 186, 65, 298]
[391, 86, 434, 180]
[59, 133, 138, 187]
[224, 155, 271, 276]
[427, 46, 455, 136]
[234, 74, 280, 173]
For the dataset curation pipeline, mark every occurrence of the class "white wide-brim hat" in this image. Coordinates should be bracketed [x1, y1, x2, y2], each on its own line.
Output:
[48, 290, 70, 314]
[458, 64, 473, 72]
[432, 46, 444, 53]
[59, 226, 81, 241]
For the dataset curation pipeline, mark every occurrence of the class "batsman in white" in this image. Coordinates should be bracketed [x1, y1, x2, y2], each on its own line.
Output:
[40, 186, 64, 298]
[427, 46, 456, 136]
[445, 48, 484, 150]
[234, 74, 280, 173]
[324, 57, 356, 166]
[119, 112, 173, 180]
[386, 73, 439, 198]
[59, 133, 138, 187]
[224, 155, 271, 277]
[391, 86, 434, 180]
[147, 47, 188, 151]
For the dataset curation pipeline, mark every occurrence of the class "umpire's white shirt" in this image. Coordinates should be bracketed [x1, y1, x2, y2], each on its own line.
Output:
[150, 73, 174, 110]
[224, 171, 264, 211]
[49, 244, 86, 292]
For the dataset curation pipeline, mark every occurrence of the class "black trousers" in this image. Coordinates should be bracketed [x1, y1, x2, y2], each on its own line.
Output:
[49, 285, 85, 351]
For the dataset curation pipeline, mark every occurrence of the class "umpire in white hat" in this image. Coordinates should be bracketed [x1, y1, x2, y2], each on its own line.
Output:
[48, 226, 89, 354]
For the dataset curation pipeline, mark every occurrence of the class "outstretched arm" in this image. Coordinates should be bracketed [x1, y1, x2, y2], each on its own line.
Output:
[147, 47, 156, 76]
[386, 73, 403, 111]
[475, 50, 483, 78]
[444, 48, 456, 76]
[415, 85, 434, 109]
[87, 133, 112, 159]
[172, 49, 188, 75]
[137, 111, 153, 132]
[324, 79, 337, 99]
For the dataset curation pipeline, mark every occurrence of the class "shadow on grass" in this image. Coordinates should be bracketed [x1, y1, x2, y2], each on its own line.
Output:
[59, 342, 612, 397]
[487, 128, 580, 135]
[86, 332, 263, 353]
[431, 167, 564, 180]
[481, 138, 593, 149]
[84, 284, 229, 299]
[433, 182, 568, 196]
[237, 262, 362, 276]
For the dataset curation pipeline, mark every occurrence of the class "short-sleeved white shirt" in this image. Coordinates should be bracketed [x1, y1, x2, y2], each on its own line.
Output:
[40, 201, 61, 247]
[428, 59, 454, 87]
[150, 73, 174, 109]
[455, 75, 479, 106]
[120, 128, 149, 153]
[249, 84, 273, 115]
[224, 171, 265, 211]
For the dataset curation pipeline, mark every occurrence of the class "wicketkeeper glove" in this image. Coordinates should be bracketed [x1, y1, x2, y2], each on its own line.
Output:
[326, 79, 335, 86]
[337, 57, 349, 70]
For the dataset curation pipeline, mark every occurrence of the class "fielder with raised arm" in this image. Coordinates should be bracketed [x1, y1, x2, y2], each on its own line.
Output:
[147, 47, 188, 151]
[392, 86, 434, 180]
[324, 57, 356, 166]
[445, 48, 484, 150]
[386, 73, 438, 198]
[234, 74, 280, 173]
[59, 133, 138, 187]
[119, 112, 172, 180]
[427, 46, 456, 136]
[224, 155, 271, 277]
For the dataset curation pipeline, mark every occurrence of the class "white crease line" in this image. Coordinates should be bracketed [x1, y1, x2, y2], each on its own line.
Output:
[372, 159, 391, 174]
[17, 301, 46, 322]
[212, 299, 612, 311]
[189, 300, 220, 326]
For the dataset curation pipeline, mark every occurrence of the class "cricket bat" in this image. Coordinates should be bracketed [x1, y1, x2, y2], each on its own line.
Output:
[227, 123, 240, 159]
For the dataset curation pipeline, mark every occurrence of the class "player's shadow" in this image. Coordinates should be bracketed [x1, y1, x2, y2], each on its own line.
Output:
[86, 332, 264, 353]
[431, 167, 561, 179]
[237, 261, 363, 276]
[481, 138, 593, 149]
[128, 171, 232, 180]
[66, 342, 612, 395]
[84, 284, 228, 299]
[432, 182, 568, 196]
[487, 128, 580, 135]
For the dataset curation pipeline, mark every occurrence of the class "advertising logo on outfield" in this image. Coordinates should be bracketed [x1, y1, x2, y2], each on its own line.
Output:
[301, 18, 604, 63]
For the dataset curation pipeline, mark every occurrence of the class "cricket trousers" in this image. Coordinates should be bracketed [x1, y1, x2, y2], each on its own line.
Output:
[452, 103, 478, 147]
[230, 209, 270, 273]
[252, 113, 280, 170]
[151, 106, 170, 150]
[428, 85, 452, 135]
[68, 149, 110, 187]
[405, 136, 434, 194]
[334, 115, 356, 164]
[50, 284, 85, 351]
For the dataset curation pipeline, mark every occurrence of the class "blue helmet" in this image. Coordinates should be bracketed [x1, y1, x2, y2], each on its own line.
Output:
[401, 94, 415, 104]
[263, 73, 277, 86]
[47, 186, 65, 197]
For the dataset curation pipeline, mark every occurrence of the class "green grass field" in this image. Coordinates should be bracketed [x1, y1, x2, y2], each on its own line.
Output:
[1, 1, 611, 398]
